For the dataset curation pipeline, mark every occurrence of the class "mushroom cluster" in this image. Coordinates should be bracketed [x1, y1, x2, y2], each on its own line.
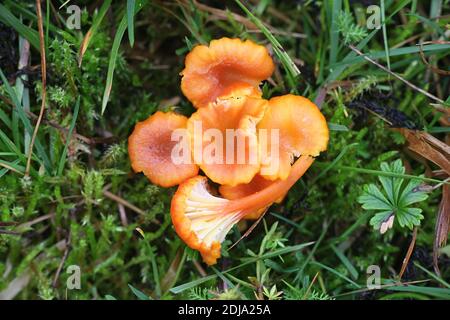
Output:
[128, 38, 329, 265]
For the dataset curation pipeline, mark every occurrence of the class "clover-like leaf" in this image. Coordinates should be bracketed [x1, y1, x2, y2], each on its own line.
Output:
[358, 160, 429, 234]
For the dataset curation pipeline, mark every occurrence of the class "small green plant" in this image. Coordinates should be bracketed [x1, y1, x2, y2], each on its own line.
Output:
[262, 285, 283, 300]
[337, 11, 368, 44]
[188, 287, 214, 300]
[358, 159, 429, 234]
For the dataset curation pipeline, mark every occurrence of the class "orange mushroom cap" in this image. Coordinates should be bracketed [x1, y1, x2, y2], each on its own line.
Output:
[171, 176, 232, 265]
[181, 37, 275, 108]
[187, 95, 268, 186]
[128, 111, 199, 187]
[257, 95, 329, 181]
[170, 156, 314, 265]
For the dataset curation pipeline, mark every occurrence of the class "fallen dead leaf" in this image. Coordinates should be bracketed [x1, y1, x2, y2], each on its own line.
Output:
[398, 129, 450, 176]
[433, 184, 450, 274]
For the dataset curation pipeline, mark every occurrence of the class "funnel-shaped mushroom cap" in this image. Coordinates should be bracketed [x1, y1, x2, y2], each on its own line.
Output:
[171, 156, 315, 264]
[187, 96, 268, 186]
[181, 37, 275, 108]
[219, 174, 287, 220]
[171, 176, 239, 265]
[257, 95, 329, 181]
[128, 111, 199, 187]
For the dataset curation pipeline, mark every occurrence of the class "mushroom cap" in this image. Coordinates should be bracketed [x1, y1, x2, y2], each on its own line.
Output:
[181, 37, 275, 108]
[187, 95, 268, 186]
[171, 156, 315, 265]
[257, 94, 329, 180]
[128, 111, 199, 187]
[171, 176, 236, 265]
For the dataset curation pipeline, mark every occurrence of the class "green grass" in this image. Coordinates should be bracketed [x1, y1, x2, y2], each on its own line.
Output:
[0, 0, 449, 300]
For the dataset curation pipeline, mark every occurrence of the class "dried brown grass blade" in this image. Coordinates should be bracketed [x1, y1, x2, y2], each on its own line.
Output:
[399, 227, 418, 280]
[160, 248, 183, 294]
[25, 0, 47, 176]
[433, 184, 450, 275]
[229, 208, 269, 250]
[78, 29, 93, 67]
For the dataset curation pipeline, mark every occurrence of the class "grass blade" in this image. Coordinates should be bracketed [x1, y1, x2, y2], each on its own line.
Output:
[0, 68, 51, 172]
[0, 158, 25, 175]
[127, 0, 136, 47]
[0, 3, 40, 50]
[128, 284, 151, 300]
[331, 244, 359, 280]
[329, 0, 341, 66]
[170, 242, 313, 294]
[414, 262, 450, 289]
[387, 284, 450, 299]
[380, 0, 391, 73]
[101, 1, 144, 114]
[311, 261, 361, 288]
[101, 14, 127, 115]
[311, 143, 358, 184]
[332, 43, 450, 68]
[78, 0, 112, 66]
[0, 129, 25, 162]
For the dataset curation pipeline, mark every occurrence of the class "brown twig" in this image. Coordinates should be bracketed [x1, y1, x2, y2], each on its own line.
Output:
[192, 259, 207, 277]
[0, 161, 23, 175]
[25, 0, 47, 176]
[0, 222, 19, 236]
[302, 271, 320, 299]
[17, 213, 54, 231]
[102, 187, 150, 218]
[117, 203, 128, 227]
[398, 227, 418, 280]
[348, 45, 444, 105]
[229, 208, 269, 250]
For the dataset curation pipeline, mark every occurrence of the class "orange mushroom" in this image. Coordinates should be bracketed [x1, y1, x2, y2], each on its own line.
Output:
[257, 95, 329, 181]
[170, 155, 314, 265]
[128, 111, 199, 187]
[128, 37, 330, 266]
[181, 37, 275, 108]
[187, 95, 268, 186]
